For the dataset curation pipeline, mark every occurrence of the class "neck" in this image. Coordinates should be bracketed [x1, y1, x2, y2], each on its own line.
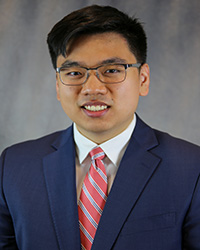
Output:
[75, 116, 135, 144]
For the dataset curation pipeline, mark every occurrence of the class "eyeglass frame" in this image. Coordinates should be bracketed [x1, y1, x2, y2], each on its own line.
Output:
[56, 63, 142, 86]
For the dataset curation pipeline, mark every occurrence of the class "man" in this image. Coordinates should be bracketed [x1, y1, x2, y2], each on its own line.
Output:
[0, 5, 200, 250]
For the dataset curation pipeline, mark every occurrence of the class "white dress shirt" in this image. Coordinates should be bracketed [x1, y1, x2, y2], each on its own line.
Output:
[74, 114, 137, 201]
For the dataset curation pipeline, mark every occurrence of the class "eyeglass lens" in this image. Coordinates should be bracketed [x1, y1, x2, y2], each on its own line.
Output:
[59, 64, 126, 85]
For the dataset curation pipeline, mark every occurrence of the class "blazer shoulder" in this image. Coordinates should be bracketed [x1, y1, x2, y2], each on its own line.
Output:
[153, 128, 200, 162]
[1, 126, 73, 160]
[134, 115, 200, 155]
[154, 129, 200, 149]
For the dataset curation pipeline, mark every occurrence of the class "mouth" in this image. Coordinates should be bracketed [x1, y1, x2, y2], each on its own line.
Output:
[84, 105, 108, 112]
[81, 102, 110, 117]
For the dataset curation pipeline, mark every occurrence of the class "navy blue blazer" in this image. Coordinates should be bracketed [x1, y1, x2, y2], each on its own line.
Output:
[0, 117, 200, 249]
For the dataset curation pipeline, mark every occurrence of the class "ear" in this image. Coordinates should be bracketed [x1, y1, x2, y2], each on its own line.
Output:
[139, 63, 150, 96]
[56, 75, 61, 101]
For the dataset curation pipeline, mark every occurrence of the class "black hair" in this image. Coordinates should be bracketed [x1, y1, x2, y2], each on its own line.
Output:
[47, 5, 147, 69]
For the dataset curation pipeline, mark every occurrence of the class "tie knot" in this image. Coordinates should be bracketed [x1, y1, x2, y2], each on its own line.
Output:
[89, 147, 105, 161]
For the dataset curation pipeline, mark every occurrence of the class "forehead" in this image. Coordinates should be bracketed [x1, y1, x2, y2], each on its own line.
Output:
[57, 32, 136, 67]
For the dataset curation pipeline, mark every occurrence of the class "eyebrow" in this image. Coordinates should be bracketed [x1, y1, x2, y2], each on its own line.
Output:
[61, 60, 81, 67]
[60, 57, 128, 68]
[100, 57, 127, 64]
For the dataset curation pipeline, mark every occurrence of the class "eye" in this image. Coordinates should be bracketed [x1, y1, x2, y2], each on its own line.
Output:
[102, 65, 124, 76]
[105, 68, 120, 74]
[66, 71, 82, 77]
[61, 67, 84, 79]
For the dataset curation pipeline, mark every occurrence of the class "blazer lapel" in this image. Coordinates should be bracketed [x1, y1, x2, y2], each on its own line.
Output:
[92, 117, 161, 250]
[42, 127, 80, 250]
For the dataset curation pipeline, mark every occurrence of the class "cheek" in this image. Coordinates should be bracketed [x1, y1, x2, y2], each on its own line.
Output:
[56, 82, 60, 101]
[116, 81, 140, 103]
[58, 87, 82, 115]
[58, 84, 78, 99]
[58, 87, 72, 105]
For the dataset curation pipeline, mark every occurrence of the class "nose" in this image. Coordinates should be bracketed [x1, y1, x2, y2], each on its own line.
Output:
[81, 71, 107, 96]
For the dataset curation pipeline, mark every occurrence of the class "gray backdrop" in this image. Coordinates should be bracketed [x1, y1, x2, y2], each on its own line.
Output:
[0, 0, 200, 153]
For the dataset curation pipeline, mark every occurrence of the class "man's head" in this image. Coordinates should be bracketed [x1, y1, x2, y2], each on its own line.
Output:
[47, 5, 147, 69]
[47, 5, 150, 144]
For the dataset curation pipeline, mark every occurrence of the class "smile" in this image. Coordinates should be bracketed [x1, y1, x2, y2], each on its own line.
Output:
[84, 105, 108, 111]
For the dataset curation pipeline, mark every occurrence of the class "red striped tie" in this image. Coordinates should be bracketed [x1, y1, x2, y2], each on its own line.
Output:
[78, 147, 108, 250]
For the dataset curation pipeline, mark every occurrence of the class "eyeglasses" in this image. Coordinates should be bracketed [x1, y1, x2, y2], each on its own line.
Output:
[56, 63, 141, 86]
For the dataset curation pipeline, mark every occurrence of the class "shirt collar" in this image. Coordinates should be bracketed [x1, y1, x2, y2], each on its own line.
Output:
[73, 114, 136, 166]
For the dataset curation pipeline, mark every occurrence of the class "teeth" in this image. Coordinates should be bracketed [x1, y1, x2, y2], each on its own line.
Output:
[84, 105, 108, 111]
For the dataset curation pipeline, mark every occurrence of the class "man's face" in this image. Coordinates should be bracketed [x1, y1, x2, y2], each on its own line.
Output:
[56, 32, 150, 143]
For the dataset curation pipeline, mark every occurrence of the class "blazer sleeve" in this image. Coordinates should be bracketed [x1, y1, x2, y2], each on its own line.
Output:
[0, 149, 18, 249]
[183, 174, 200, 249]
